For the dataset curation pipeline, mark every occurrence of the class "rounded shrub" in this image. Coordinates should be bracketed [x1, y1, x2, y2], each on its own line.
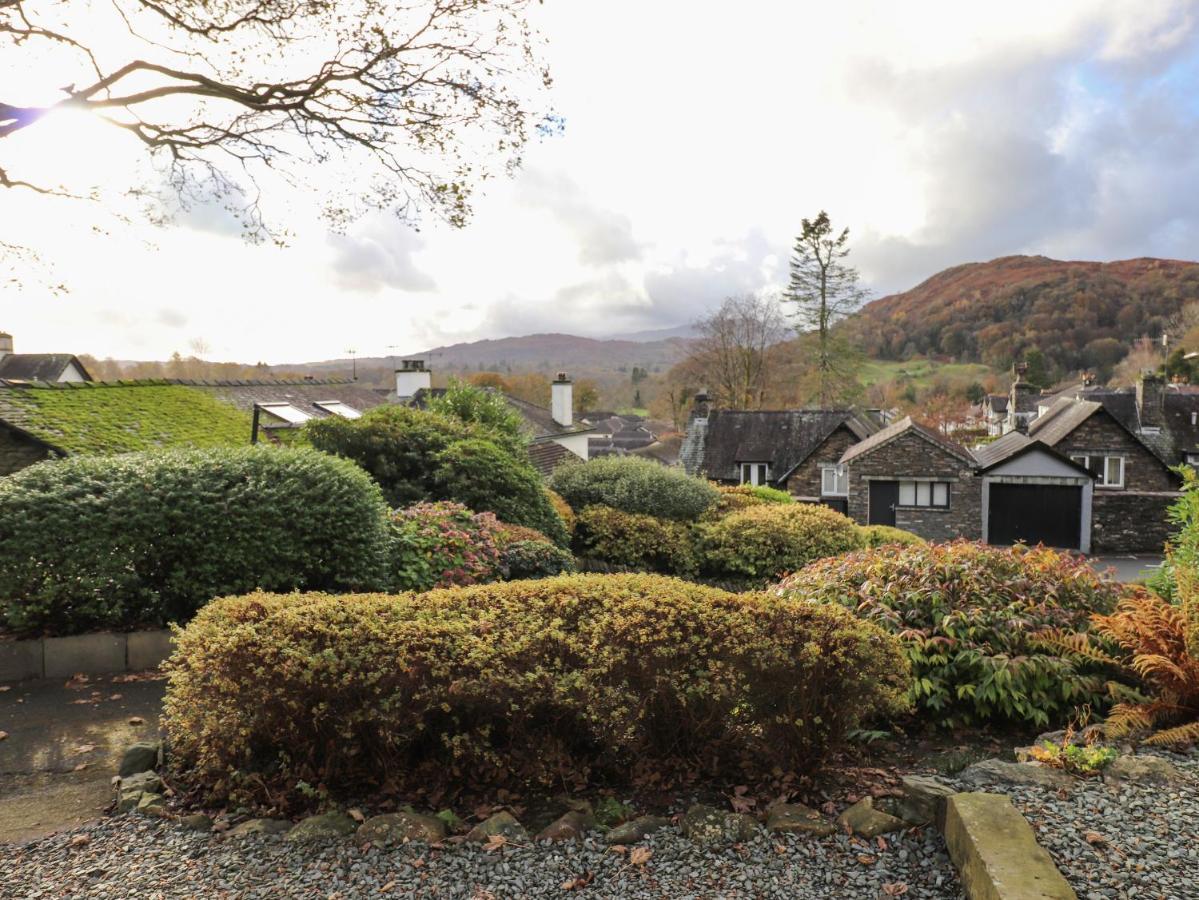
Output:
[546, 489, 576, 536]
[502, 540, 577, 580]
[698, 503, 861, 583]
[574, 505, 697, 575]
[0, 448, 389, 636]
[162, 574, 910, 808]
[550, 456, 717, 521]
[858, 524, 925, 548]
[386, 501, 503, 592]
[777, 541, 1125, 727]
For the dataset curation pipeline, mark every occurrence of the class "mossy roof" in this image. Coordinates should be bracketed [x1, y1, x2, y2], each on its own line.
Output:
[0, 382, 252, 454]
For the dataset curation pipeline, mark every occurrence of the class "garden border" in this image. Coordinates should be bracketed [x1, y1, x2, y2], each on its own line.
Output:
[0, 629, 173, 682]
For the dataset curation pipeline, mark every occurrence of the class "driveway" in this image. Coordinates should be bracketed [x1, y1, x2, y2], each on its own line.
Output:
[0, 673, 165, 844]
[1088, 555, 1165, 584]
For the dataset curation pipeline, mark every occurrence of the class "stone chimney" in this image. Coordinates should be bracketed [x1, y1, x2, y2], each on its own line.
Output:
[395, 358, 431, 402]
[1137, 369, 1165, 429]
[551, 372, 573, 428]
[1081, 371, 1095, 388]
[0, 332, 11, 360]
[690, 390, 711, 421]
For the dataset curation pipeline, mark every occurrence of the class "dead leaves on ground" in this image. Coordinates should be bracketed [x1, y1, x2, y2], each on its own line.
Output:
[560, 872, 594, 891]
[882, 882, 909, 896]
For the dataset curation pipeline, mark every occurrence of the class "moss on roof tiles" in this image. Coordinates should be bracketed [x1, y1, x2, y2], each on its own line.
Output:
[0, 383, 251, 454]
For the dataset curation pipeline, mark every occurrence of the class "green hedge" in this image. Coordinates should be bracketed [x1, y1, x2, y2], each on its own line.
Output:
[163, 574, 910, 808]
[386, 501, 503, 592]
[0, 448, 389, 636]
[573, 505, 697, 575]
[778, 541, 1124, 727]
[698, 503, 862, 583]
[858, 524, 925, 547]
[550, 456, 717, 521]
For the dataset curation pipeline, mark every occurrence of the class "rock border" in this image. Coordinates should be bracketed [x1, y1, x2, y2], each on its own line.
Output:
[0, 629, 173, 682]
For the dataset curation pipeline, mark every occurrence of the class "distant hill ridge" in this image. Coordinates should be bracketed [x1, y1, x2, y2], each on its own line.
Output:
[849, 254, 1199, 373]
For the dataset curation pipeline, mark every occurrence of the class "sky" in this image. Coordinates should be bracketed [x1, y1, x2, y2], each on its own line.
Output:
[3, 0, 1199, 364]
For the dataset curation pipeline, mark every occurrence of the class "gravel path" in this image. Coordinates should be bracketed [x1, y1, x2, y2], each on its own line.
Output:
[949, 747, 1199, 900]
[1, 814, 961, 899]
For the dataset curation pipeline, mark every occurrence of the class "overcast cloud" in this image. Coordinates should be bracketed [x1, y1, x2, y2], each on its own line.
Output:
[3, 1, 1199, 362]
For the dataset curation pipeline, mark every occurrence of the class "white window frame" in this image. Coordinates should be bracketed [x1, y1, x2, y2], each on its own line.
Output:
[739, 462, 771, 486]
[897, 479, 950, 509]
[1070, 453, 1125, 488]
[314, 400, 362, 419]
[820, 464, 848, 497]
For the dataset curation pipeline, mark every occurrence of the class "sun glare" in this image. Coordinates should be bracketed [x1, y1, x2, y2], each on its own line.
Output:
[7, 105, 137, 191]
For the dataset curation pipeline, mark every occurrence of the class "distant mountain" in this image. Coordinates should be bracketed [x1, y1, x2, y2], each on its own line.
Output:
[603, 323, 699, 342]
[848, 255, 1199, 373]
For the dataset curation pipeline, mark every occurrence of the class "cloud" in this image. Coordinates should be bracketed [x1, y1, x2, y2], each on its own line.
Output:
[328, 222, 436, 293]
[516, 168, 643, 266]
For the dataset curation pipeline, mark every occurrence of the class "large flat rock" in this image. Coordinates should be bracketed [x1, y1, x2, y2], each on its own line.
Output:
[943, 792, 1076, 900]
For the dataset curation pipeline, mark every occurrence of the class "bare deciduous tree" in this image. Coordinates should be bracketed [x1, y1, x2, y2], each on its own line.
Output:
[0, 0, 551, 238]
[676, 294, 789, 410]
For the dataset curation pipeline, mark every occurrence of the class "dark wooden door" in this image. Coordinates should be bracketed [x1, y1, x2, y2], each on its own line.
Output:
[988, 484, 1082, 549]
[869, 481, 898, 527]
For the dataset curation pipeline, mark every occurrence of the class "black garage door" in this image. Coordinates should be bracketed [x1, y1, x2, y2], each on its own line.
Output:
[988, 484, 1082, 550]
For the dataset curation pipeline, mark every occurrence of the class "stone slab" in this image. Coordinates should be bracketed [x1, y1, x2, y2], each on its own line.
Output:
[0, 639, 43, 682]
[943, 792, 1076, 900]
[126, 630, 174, 671]
[43, 632, 127, 679]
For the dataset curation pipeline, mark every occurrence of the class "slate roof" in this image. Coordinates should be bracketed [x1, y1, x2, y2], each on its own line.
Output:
[840, 415, 975, 465]
[971, 431, 1032, 469]
[409, 387, 593, 440]
[0, 381, 250, 454]
[195, 379, 387, 421]
[1027, 398, 1105, 446]
[691, 409, 876, 483]
[985, 394, 1008, 414]
[526, 440, 582, 477]
[0, 354, 92, 382]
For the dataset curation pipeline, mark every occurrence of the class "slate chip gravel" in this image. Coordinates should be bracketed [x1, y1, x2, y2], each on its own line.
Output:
[1, 815, 961, 899]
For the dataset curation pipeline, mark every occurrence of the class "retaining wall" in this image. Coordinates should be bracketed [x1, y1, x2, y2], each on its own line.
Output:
[0, 629, 174, 682]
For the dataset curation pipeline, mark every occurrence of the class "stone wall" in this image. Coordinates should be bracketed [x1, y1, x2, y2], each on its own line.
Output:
[0, 425, 49, 475]
[845, 430, 982, 541]
[784, 426, 860, 499]
[1091, 491, 1177, 554]
[1055, 411, 1177, 492]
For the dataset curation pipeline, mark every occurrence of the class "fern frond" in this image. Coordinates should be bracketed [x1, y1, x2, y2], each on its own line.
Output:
[1144, 720, 1199, 747]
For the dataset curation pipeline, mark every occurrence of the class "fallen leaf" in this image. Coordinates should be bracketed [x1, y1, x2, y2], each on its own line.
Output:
[73, 743, 97, 754]
[108, 694, 122, 701]
[69, 834, 90, 848]
[0, 731, 7, 741]
[877, 836, 888, 851]
[1084, 831, 1109, 848]
[608, 844, 628, 856]
[483, 835, 507, 852]
[882, 882, 909, 896]
[128, 716, 145, 725]
[856, 854, 876, 865]
[380, 881, 395, 893]
[72, 762, 88, 771]
[347, 808, 365, 823]
[411, 857, 426, 868]
[561, 872, 593, 890]
[629, 847, 652, 866]
[0, 685, 10, 692]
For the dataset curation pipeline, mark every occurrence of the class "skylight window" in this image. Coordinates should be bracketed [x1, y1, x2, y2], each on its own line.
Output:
[314, 400, 362, 419]
[257, 403, 312, 426]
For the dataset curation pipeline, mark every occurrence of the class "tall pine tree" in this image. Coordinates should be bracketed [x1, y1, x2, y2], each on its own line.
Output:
[784, 211, 869, 406]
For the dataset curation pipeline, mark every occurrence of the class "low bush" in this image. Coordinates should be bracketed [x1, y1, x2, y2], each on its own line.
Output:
[707, 484, 792, 519]
[501, 540, 577, 580]
[858, 524, 925, 548]
[778, 541, 1124, 727]
[573, 505, 697, 575]
[0, 448, 389, 636]
[386, 501, 503, 592]
[546, 489, 576, 536]
[698, 503, 861, 583]
[494, 523, 553, 546]
[550, 456, 717, 521]
[308, 404, 567, 544]
[163, 574, 910, 808]
[744, 484, 794, 504]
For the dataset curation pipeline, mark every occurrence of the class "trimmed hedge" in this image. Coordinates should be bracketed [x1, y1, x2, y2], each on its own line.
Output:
[550, 456, 717, 521]
[698, 503, 861, 583]
[502, 540, 576, 580]
[778, 541, 1124, 727]
[386, 501, 503, 592]
[0, 448, 388, 636]
[574, 505, 697, 575]
[858, 524, 925, 548]
[162, 574, 910, 807]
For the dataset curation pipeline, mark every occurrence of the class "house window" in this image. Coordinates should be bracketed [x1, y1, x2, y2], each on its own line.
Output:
[257, 403, 312, 426]
[898, 480, 949, 508]
[821, 464, 848, 496]
[314, 400, 362, 419]
[739, 462, 770, 486]
[1186, 451, 1199, 470]
[1070, 454, 1125, 488]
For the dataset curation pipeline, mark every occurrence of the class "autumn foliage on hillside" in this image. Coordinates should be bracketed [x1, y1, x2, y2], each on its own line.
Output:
[848, 255, 1199, 373]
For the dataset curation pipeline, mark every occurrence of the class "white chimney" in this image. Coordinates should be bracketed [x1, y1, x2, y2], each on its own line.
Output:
[0, 332, 11, 360]
[551, 372, 573, 428]
[395, 358, 431, 401]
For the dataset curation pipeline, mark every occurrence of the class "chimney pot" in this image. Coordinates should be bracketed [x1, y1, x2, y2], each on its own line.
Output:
[551, 372, 573, 427]
[1136, 369, 1166, 429]
[395, 358, 432, 401]
[0, 332, 11, 360]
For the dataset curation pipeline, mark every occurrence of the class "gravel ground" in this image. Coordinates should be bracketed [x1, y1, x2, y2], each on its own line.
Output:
[949, 747, 1199, 900]
[0, 814, 961, 899]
